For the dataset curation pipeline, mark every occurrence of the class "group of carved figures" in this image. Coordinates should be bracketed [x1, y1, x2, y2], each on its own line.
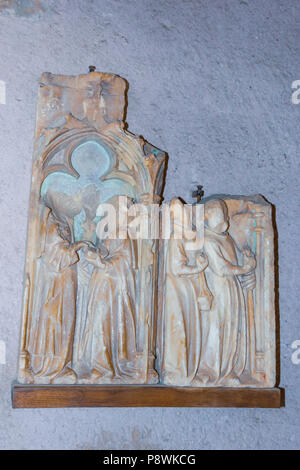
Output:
[22, 194, 262, 387]
[17, 71, 275, 390]
[25, 198, 139, 385]
[161, 198, 258, 387]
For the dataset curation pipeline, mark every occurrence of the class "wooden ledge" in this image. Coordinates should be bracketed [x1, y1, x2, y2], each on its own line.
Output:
[12, 384, 284, 408]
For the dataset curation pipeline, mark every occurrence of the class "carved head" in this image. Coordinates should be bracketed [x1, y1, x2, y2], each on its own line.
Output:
[204, 199, 229, 234]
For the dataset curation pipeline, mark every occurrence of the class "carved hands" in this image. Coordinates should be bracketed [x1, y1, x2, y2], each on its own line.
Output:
[83, 246, 106, 269]
[196, 252, 209, 271]
[218, 248, 256, 277]
[241, 249, 256, 274]
[73, 241, 90, 252]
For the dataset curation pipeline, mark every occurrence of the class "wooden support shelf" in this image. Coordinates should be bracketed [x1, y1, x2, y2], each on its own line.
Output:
[12, 384, 284, 408]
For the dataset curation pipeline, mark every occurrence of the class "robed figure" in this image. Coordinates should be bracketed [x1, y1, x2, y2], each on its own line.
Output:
[199, 199, 256, 386]
[25, 208, 85, 384]
[161, 198, 210, 386]
[79, 202, 139, 383]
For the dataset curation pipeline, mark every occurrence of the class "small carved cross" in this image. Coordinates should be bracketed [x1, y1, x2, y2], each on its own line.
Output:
[192, 185, 204, 203]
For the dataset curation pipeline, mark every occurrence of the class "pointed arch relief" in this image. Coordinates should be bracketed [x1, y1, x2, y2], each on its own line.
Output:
[41, 138, 136, 243]
[18, 72, 167, 387]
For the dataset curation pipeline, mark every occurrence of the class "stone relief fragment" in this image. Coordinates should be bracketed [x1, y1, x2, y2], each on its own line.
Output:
[18, 71, 166, 385]
[17, 71, 277, 389]
[157, 195, 276, 388]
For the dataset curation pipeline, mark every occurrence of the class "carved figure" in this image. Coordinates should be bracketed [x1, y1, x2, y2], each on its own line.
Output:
[199, 199, 256, 386]
[161, 199, 210, 386]
[79, 198, 139, 383]
[25, 209, 86, 384]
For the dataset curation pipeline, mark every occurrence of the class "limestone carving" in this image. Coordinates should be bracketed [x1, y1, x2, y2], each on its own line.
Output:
[18, 71, 166, 385]
[160, 198, 211, 386]
[17, 71, 277, 389]
[157, 195, 276, 388]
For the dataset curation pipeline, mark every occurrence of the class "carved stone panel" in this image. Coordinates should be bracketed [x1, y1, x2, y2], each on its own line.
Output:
[16, 71, 279, 405]
[18, 71, 166, 385]
[157, 195, 276, 388]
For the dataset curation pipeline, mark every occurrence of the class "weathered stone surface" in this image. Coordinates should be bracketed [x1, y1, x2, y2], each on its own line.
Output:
[0, 0, 48, 18]
[18, 71, 276, 391]
[17, 71, 165, 386]
[158, 195, 276, 388]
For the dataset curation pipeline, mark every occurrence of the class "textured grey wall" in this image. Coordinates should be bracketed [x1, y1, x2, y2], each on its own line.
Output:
[0, 0, 299, 450]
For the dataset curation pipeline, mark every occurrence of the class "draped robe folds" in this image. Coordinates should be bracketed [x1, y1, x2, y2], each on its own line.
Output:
[72, 257, 93, 374]
[80, 236, 138, 382]
[200, 229, 247, 385]
[25, 214, 79, 383]
[161, 235, 207, 386]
